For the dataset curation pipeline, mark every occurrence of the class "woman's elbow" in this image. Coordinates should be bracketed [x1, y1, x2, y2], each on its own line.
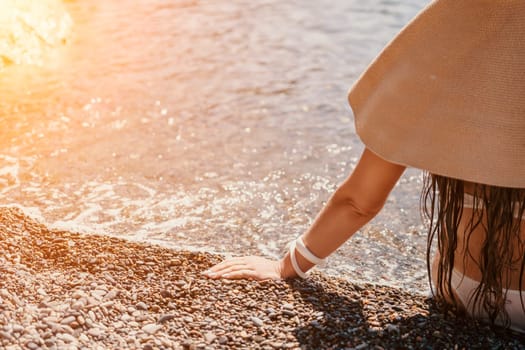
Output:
[331, 190, 384, 221]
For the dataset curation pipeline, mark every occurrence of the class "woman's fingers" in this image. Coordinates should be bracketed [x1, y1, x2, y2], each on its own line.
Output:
[202, 258, 249, 278]
[205, 264, 252, 279]
[207, 257, 247, 271]
[221, 269, 259, 280]
[204, 258, 249, 277]
[202, 256, 281, 281]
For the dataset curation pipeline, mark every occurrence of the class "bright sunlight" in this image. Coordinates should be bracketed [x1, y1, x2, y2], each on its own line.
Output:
[0, 0, 72, 68]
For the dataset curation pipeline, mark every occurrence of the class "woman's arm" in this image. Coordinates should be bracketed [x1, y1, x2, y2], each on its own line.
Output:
[204, 148, 406, 280]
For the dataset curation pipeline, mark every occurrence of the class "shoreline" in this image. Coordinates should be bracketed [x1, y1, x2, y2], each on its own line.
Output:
[0, 206, 523, 349]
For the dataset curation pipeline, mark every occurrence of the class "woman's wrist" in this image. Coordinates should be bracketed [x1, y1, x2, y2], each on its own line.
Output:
[279, 249, 315, 279]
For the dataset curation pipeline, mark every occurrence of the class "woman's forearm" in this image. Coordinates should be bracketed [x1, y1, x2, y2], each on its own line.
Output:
[280, 149, 406, 278]
[280, 189, 380, 277]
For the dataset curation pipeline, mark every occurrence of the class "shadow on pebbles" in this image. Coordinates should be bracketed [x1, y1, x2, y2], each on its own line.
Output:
[0, 207, 523, 350]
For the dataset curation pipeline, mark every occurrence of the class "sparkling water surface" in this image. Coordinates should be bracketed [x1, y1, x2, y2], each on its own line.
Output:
[0, 0, 430, 293]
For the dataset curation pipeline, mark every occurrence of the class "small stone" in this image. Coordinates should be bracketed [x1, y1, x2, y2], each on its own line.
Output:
[142, 323, 162, 335]
[26, 342, 39, 350]
[182, 340, 196, 350]
[218, 336, 228, 345]
[239, 331, 250, 339]
[282, 310, 296, 317]
[61, 316, 76, 325]
[270, 341, 283, 349]
[59, 333, 77, 343]
[104, 289, 118, 300]
[87, 328, 103, 338]
[160, 290, 172, 298]
[12, 324, 24, 333]
[71, 299, 86, 310]
[91, 289, 107, 299]
[174, 280, 186, 287]
[0, 331, 14, 342]
[355, 343, 368, 350]
[282, 303, 293, 310]
[158, 314, 176, 324]
[136, 302, 148, 311]
[203, 332, 216, 344]
[45, 339, 57, 348]
[61, 325, 75, 335]
[72, 290, 86, 299]
[250, 316, 264, 327]
[254, 335, 265, 342]
[385, 324, 400, 335]
[143, 344, 154, 350]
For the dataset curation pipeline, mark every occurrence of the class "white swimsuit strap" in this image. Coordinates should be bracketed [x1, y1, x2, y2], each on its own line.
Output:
[463, 193, 525, 219]
[463, 193, 477, 209]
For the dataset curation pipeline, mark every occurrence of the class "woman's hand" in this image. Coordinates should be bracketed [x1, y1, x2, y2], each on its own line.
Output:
[202, 256, 285, 280]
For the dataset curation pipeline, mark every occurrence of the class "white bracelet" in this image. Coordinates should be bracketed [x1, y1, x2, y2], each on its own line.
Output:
[289, 240, 307, 278]
[295, 236, 326, 266]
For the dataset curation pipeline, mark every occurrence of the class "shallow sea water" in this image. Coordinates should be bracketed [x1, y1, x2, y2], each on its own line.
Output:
[0, 0, 430, 293]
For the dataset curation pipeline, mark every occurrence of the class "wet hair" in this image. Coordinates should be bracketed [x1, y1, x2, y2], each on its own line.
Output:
[422, 173, 525, 328]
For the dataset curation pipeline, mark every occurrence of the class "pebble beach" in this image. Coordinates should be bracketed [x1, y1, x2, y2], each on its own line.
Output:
[0, 206, 524, 350]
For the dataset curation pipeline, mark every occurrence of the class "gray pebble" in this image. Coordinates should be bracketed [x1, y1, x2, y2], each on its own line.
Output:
[253, 335, 265, 342]
[250, 316, 264, 327]
[385, 324, 400, 335]
[59, 333, 77, 343]
[61, 316, 76, 325]
[270, 341, 283, 349]
[136, 302, 148, 311]
[141, 323, 162, 335]
[174, 281, 186, 287]
[12, 324, 24, 333]
[0, 331, 14, 342]
[282, 303, 294, 311]
[355, 343, 368, 350]
[203, 331, 216, 344]
[26, 342, 39, 350]
[158, 314, 176, 324]
[87, 328, 103, 338]
[282, 310, 296, 317]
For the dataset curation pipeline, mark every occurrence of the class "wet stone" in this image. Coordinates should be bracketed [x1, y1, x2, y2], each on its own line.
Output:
[26, 342, 39, 350]
[87, 328, 103, 338]
[136, 302, 148, 311]
[250, 316, 264, 327]
[203, 331, 216, 344]
[158, 314, 176, 324]
[141, 323, 162, 335]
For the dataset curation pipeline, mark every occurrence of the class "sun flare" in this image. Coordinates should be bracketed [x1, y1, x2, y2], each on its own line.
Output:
[0, 0, 72, 68]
